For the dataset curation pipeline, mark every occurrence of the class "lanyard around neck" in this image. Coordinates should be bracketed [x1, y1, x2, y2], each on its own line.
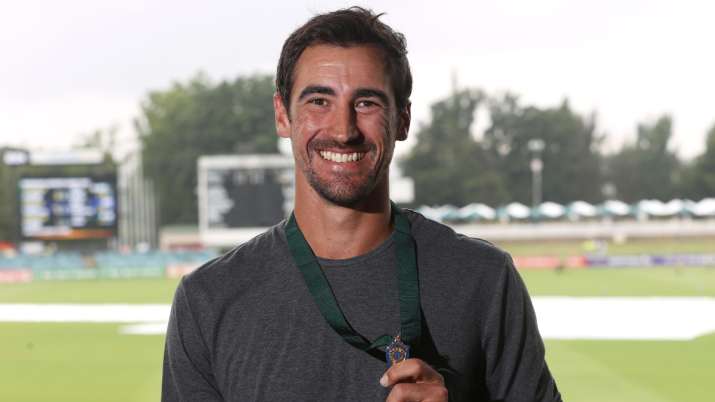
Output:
[284, 202, 422, 360]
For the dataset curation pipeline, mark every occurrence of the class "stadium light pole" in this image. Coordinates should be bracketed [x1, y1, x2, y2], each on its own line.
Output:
[528, 139, 545, 219]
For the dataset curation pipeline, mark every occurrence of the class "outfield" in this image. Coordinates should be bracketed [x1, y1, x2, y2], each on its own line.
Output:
[1, 267, 714, 401]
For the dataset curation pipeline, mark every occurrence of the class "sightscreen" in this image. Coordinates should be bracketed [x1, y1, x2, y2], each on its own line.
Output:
[19, 176, 118, 240]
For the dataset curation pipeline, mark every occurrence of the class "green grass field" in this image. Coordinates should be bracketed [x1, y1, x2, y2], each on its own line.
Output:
[0, 323, 164, 402]
[496, 237, 715, 258]
[1, 267, 714, 401]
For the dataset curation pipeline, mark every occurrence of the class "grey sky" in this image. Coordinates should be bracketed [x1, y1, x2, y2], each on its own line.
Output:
[1, 0, 713, 159]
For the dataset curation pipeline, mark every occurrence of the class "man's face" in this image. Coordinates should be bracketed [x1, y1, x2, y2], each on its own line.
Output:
[274, 44, 410, 206]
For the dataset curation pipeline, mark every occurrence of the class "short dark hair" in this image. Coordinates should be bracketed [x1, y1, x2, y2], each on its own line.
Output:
[276, 6, 412, 112]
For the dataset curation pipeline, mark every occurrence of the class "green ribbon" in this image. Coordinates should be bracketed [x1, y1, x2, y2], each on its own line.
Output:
[284, 202, 422, 361]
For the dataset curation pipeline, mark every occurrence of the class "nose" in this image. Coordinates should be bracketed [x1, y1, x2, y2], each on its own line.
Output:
[331, 101, 361, 144]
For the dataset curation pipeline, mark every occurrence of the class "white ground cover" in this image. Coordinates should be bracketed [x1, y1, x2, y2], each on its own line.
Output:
[0, 304, 169, 323]
[532, 297, 715, 340]
[1, 297, 714, 340]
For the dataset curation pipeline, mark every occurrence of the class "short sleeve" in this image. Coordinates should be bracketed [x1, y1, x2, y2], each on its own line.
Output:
[481, 254, 562, 402]
[162, 278, 224, 402]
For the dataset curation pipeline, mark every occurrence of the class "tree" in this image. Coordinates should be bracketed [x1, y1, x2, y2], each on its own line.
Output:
[0, 151, 14, 242]
[400, 89, 509, 206]
[483, 96, 604, 204]
[606, 115, 682, 202]
[137, 73, 277, 225]
[681, 122, 715, 199]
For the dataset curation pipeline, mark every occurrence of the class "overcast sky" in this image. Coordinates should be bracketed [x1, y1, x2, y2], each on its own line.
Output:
[1, 0, 713, 160]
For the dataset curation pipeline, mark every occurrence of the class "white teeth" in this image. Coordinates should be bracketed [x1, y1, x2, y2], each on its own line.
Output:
[319, 151, 364, 163]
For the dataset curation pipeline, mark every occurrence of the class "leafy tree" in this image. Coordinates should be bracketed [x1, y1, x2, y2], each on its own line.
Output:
[0, 152, 13, 241]
[137, 73, 277, 225]
[483, 96, 604, 204]
[606, 115, 682, 202]
[680, 122, 715, 199]
[401, 89, 509, 206]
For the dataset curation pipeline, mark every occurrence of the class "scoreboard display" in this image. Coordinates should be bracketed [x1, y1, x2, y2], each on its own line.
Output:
[19, 176, 118, 240]
[205, 166, 292, 228]
[197, 154, 295, 248]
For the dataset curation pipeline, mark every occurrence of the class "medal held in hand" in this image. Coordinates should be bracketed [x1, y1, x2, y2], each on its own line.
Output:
[386, 334, 410, 367]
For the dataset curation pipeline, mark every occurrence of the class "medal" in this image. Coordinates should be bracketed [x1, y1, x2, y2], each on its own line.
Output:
[386, 334, 410, 367]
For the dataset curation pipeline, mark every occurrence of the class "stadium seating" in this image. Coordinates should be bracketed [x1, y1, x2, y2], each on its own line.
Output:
[0, 250, 218, 272]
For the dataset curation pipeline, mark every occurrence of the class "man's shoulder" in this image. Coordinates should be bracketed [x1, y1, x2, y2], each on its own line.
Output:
[403, 208, 507, 267]
[181, 221, 289, 291]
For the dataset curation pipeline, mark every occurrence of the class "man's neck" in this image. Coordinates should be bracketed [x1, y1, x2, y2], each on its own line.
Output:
[293, 190, 393, 260]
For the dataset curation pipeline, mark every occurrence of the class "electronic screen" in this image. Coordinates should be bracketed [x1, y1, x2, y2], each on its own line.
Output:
[19, 176, 118, 240]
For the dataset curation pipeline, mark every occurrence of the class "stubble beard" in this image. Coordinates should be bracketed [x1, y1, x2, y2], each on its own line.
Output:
[302, 158, 382, 207]
[300, 143, 393, 207]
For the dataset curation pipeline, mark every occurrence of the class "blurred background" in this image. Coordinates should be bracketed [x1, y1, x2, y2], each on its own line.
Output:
[1, 1, 714, 401]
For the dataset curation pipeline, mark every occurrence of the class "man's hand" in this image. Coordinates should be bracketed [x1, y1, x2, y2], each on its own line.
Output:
[380, 358, 448, 402]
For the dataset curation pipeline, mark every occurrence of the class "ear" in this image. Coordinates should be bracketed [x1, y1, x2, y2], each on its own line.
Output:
[273, 92, 291, 138]
[396, 102, 411, 141]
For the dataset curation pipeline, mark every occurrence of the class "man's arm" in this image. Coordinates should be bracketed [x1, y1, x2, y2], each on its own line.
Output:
[162, 278, 223, 402]
[481, 254, 562, 402]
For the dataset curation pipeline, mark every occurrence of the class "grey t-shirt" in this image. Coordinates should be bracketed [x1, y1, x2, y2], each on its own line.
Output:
[319, 230, 401, 348]
[162, 210, 561, 401]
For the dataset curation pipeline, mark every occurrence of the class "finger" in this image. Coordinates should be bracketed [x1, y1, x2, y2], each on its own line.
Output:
[385, 382, 449, 402]
[380, 358, 444, 387]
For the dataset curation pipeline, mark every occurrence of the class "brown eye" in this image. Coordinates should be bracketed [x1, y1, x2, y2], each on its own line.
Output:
[355, 100, 377, 109]
[309, 98, 328, 106]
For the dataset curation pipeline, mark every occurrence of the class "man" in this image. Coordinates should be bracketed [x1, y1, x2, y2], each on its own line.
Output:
[162, 7, 561, 402]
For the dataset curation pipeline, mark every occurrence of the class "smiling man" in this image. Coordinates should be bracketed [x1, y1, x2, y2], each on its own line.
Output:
[162, 7, 561, 402]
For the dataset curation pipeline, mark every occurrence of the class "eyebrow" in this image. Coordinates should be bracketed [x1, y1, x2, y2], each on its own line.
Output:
[298, 85, 335, 100]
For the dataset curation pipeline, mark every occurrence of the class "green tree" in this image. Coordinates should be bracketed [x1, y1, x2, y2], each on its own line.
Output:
[483, 96, 604, 204]
[680, 122, 715, 199]
[400, 89, 508, 206]
[137, 73, 277, 225]
[0, 152, 13, 241]
[606, 115, 682, 202]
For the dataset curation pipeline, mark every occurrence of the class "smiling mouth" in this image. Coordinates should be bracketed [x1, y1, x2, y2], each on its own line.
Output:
[319, 151, 366, 163]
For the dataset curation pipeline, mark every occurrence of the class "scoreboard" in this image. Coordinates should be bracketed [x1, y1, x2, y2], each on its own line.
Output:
[199, 155, 294, 230]
[19, 176, 118, 240]
[205, 167, 291, 228]
[197, 154, 295, 247]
